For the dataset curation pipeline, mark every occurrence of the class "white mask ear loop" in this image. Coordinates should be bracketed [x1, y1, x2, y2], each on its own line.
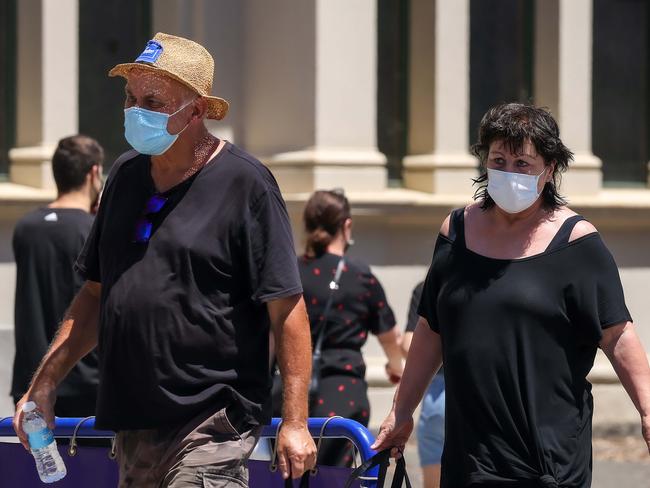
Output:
[170, 98, 196, 117]
[537, 166, 550, 193]
[168, 98, 196, 136]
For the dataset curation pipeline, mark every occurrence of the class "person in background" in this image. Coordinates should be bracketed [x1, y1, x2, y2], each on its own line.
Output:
[373, 103, 650, 487]
[402, 281, 444, 488]
[298, 189, 403, 466]
[11, 135, 104, 417]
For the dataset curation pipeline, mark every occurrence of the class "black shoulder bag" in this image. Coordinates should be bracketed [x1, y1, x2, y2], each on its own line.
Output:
[308, 257, 345, 405]
[271, 258, 346, 413]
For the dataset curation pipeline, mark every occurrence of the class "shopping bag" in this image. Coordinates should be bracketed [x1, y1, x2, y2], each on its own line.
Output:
[345, 448, 411, 488]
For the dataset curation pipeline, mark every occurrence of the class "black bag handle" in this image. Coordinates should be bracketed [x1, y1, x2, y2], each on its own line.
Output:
[283, 472, 310, 488]
[344, 449, 412, 488]
[279, 448, 411, 487]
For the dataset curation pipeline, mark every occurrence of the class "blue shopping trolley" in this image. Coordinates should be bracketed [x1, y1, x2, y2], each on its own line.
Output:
[0, 416, 381, 487]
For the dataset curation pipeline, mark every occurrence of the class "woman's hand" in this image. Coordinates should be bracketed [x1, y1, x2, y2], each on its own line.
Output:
[370, 408, 414, 457]
[377, 327, 404, 384]
[385, 361, 403, 384]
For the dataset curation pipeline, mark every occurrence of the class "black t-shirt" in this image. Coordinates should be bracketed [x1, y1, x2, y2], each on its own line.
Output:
[299, 253, 396, 379]
[406, 281, 443, 375]
[12, 208, 98, 399]
[75, 143, 302, 431]
[405, 282, 423, 333]
[418, 209, 632, 488]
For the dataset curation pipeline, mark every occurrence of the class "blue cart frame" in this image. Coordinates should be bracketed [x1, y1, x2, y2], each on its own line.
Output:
[0, 416, 379, 487]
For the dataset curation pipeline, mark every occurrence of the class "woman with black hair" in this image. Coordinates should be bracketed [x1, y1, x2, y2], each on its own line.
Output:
[372, 103, 650, 487]
[296, 189, 403, 466]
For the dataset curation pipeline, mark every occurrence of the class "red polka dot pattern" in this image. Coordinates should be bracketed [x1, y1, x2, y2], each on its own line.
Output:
[299, 253, 396, 433]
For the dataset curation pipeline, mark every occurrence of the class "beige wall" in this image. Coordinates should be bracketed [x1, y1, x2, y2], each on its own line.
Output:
[152, 0, 245, 144]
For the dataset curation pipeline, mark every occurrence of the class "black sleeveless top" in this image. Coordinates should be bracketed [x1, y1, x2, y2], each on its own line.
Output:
[418, 208, 632, 488]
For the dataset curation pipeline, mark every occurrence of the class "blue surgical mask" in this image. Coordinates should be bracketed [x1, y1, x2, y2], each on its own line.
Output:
[123, 101, 193, 155]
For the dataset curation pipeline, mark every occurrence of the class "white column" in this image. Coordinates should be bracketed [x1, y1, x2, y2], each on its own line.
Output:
[152, 0, 244, 144]
[535, 0, 602, 196]
[242, 0, 387, 194]
[402, 0, 476, 195]
[10, 0, 78, 189]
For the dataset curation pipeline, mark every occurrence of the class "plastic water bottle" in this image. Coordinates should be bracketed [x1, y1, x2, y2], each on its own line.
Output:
[21, 401, 67, 483]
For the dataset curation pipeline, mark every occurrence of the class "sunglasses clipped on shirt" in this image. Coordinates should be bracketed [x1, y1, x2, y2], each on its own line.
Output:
[133, 194, 168, 243]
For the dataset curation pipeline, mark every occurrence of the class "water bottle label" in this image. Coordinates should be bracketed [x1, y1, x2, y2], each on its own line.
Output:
[28, 428, 55, 450]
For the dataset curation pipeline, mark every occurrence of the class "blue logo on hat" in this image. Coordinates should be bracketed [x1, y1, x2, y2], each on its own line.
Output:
[135, 40, 163, 64]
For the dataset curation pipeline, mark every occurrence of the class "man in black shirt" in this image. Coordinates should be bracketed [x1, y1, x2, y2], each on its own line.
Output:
[11, 135, 104, 417]
[13, 33, 316, 487]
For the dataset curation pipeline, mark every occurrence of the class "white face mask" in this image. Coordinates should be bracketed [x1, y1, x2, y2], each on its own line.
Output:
[487, 167, 547, 214]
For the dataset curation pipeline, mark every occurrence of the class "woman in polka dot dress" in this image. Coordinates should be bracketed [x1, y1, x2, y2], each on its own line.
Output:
[299, 190, 403, 466]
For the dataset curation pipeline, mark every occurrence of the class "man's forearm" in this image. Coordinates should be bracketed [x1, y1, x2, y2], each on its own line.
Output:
[29, 281, 100, 392]
[270, 296, 312, 424]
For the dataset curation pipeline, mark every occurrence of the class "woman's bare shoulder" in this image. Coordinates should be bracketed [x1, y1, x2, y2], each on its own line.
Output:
[440, 214, 452, 238]
[570, 220, 598, 242]
[440, 203, 478, 238]
[556, 207, 598, 242]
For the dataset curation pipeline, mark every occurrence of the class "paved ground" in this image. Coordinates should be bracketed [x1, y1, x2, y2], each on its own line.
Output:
[376, 435, 650, 487]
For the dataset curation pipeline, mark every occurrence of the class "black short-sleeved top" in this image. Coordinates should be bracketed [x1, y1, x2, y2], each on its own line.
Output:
[299, 253, 396, 379]
[405, 282, 423, 334]
[406, 281, 443, 376]
[418, 208, 632, 488]
[75, 143, 302, 431]
[12, 208, 98, 399]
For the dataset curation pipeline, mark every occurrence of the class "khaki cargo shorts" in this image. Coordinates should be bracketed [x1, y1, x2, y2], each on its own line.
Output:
[115, 407, 262, 488]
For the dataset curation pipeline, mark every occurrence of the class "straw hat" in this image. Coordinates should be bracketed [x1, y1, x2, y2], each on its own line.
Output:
[109, 33, 229, 120]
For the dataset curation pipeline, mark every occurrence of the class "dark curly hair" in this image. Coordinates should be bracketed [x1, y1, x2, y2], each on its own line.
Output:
[471, 103, 574, 211]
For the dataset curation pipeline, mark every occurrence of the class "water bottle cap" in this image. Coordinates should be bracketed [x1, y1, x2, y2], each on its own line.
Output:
[21, 401, 36, 413]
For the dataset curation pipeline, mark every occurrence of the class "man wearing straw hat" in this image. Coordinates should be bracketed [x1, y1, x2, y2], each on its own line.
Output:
[13, 33, 316, 487]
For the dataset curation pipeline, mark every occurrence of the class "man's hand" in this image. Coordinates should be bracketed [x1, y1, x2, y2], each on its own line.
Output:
[276, 420, 317, 479]
[268, 295, 315, 477]
[13, 385, 57, 450]
[370, 408, 414, 458]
